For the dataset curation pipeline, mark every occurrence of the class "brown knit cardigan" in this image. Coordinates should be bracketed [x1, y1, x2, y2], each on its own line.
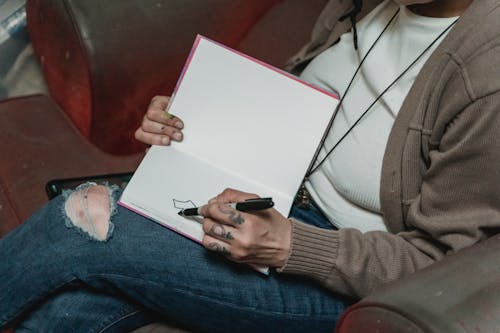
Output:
[279, 0, 500, 298]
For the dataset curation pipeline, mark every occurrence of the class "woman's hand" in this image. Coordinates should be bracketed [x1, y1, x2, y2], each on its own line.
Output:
[134, 95, 184, 146]
[199, 188, 292, 268]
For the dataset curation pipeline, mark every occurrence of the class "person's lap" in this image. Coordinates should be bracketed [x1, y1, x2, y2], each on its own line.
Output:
[2, 190, 352, 332]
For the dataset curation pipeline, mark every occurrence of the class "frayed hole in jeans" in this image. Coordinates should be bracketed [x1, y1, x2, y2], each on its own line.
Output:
[63, 183, 115, 241]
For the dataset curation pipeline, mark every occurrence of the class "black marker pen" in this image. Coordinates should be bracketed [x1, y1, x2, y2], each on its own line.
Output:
[178, 197, 274, 217]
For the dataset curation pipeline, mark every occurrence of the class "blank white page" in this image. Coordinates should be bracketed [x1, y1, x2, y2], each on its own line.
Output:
[168, 36, 338, 199]
[120, 35, 338, 244]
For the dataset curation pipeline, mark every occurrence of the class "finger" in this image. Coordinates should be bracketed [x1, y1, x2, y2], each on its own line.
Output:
[147, 96, 184, 129]
[148, 95, 170, 110]
[146, 108, 184, 129]
[134, 127, 171, 146]
[199, 203, 246, 227]
[214, 188, 259, 204]
[141, 118, 183, 141]
[202, 234, 231, 256]
[202, 218, 238, 242]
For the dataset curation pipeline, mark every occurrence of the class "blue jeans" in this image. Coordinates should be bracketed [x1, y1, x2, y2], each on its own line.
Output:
[0, 190, 353, 332]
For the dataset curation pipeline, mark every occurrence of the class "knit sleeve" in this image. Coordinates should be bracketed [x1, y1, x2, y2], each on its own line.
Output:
[279, 219, 435, 298]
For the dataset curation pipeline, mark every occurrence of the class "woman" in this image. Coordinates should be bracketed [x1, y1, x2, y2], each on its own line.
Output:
[2, 0, 499, 331]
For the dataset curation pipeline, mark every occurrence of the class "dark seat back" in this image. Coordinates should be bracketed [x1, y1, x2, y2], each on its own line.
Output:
[27, 0, 327, 155]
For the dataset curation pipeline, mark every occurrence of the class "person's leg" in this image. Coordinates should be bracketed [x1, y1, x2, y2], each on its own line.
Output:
[14, 197, 338, 332]
[13, 196, 339, 333]
[1, 184, 352, 332]
[15, 287, 157, 333]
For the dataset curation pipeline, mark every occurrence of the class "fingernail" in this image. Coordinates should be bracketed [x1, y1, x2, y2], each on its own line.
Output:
[161, 137, 170, 145]
[175, 121, 184, 129]
[173, 132, 182, 141]
[163, 111, 175, 120]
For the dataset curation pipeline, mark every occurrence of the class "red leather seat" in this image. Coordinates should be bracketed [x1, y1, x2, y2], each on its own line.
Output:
[27, 0, 328, 155]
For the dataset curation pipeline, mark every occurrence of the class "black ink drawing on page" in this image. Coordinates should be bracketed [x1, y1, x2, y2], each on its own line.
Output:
[173, 199, 203, 224]
[173, 198, 197, 210]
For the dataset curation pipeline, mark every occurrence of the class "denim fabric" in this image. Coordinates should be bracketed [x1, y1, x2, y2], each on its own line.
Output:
[1, 191, 352, 332]
[16, 288, 157, 332]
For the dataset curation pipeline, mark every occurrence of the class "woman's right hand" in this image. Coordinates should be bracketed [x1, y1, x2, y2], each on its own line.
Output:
[134, 95, 184, 146]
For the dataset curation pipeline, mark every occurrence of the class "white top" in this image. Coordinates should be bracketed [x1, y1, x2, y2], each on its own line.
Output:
[300, 0, 457, 232]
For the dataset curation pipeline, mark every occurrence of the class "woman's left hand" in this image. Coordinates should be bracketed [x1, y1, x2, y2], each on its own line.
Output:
[199, 188, 292, 268]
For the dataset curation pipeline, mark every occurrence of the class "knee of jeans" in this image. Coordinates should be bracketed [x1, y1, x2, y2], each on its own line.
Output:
[63, 182, 118, 241]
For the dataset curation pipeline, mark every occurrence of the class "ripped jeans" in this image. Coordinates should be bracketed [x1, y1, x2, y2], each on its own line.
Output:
[0, 183, 352, 333]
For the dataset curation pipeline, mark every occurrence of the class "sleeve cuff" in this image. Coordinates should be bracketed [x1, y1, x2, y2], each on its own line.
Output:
[277, 218, 340, 282]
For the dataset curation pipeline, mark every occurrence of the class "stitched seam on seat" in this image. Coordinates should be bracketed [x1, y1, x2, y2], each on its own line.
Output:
[0, 169, 22, 224]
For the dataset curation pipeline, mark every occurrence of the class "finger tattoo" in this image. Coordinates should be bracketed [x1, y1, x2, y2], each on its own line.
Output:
[209, 223, 234, 241]
[208, 242, 230, 255]
[219, 205, 245, 225]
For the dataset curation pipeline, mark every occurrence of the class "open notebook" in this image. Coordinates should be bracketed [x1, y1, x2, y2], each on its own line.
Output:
[118, 36, 338, 270]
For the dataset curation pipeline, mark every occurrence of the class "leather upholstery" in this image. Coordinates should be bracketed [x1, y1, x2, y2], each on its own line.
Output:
[27, 0, 327, 155]
[336, 232, 500, 333]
